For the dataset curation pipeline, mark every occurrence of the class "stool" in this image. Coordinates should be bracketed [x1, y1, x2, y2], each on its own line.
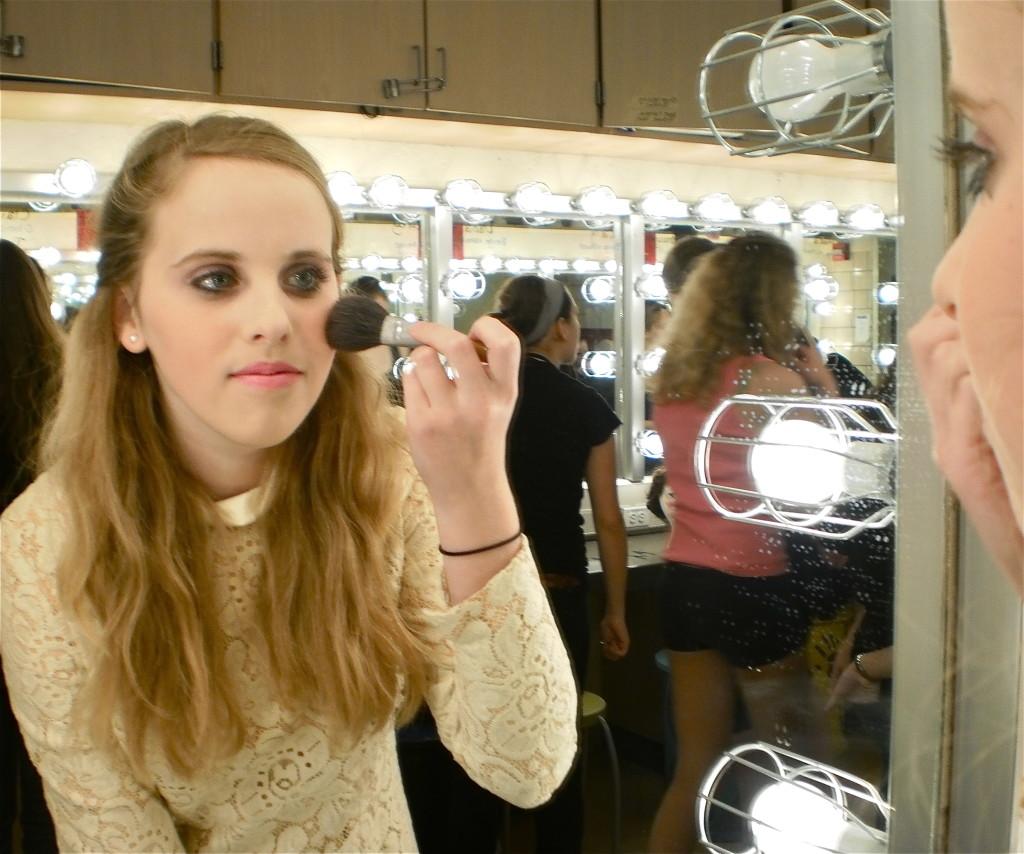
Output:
[581, 691, 621, 854]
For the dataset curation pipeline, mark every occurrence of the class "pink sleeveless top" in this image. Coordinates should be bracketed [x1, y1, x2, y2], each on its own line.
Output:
[654, 354, 788, 577]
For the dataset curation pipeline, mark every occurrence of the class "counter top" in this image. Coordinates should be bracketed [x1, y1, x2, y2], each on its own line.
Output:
[586, 531, 668, 574]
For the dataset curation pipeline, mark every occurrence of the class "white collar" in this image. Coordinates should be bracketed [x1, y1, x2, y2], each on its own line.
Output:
[215, 485, 266, 527]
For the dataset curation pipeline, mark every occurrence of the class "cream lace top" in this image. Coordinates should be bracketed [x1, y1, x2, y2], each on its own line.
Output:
[0, 469, 578, 853]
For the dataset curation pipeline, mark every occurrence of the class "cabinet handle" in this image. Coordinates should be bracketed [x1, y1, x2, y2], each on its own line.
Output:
[382, 44, 446, 99]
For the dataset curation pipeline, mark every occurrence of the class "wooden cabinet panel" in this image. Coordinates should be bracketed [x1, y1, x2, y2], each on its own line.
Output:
[426, 0, 598, 126]
[218, 0, 425, 109]
[0, 0, 214, 92]
[601, 0, 781, 129]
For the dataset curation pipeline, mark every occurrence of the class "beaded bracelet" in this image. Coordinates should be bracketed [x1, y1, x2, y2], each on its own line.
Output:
[438, 529, 522, 557]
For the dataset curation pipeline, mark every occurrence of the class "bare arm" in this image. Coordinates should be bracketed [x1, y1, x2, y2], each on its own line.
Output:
[586, 437, 630, 660]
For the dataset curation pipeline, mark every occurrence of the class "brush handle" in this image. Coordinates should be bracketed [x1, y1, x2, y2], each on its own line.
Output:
[382, 315, 488, 362]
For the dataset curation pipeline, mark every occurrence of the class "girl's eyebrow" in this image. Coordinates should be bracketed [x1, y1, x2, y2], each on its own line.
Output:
[172, 250, 240, 268]
[948, 86, 996, 115]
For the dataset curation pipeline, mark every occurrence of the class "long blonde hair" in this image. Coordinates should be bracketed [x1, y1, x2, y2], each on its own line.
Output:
[652, 232, 799, 405]
[42, 115, 430, 779]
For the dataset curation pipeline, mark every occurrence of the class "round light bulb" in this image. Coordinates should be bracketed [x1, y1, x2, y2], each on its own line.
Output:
[52, 272, 78, 288]
[367, 174, 408, 209]
[54, 158, 97, 198]
[751, 419, 846, 505]
[745, 196, 793, 225]
[797, 201, 841, 230]
[635, 347, 665, 377]
[635, 430, 664, 459]
[816, 338, 836, 355]
[397, 275, 425, 304]
[813, 301, 837, 317]
[694, 192, 743, 223]
[635, 274, 668, 300]
[574, 185, 618, 218]
[843, 203, 887, 231]
[580, 351, 617, 378]
[636, 189, 684, 220]
[479, 254, 503, 274]
[327, 171, 364, 206]
[803, 276, 839, 302]
[603, 259, 619, 274]
[445, 270, 486, 300]
[440, 178, 484, 210]
[873, 345, 897, 368]
[29, 246, 62, 268]
[50, 302, 66, 322]
[581, 275, 616, 304]
[750, 780, 848, 854]
[876, 282, 899, 305]
[509, 181, 553, 215]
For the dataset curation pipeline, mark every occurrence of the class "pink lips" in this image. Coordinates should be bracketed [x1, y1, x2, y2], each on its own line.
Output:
[231, 361, 302, 389]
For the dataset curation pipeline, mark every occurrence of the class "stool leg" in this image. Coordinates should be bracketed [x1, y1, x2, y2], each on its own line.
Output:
[596, 715, 621, 854]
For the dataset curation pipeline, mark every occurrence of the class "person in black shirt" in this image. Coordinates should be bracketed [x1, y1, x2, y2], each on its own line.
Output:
[496, 274, 629, 854]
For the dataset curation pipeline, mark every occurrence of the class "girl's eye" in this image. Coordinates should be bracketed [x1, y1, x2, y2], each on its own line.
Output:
[287, 265, 329, 295]
[190, 269, 236, 294]
[938, 136, 995, 200]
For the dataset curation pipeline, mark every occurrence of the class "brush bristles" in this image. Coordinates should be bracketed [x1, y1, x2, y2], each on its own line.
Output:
[326, 295, 390, 352]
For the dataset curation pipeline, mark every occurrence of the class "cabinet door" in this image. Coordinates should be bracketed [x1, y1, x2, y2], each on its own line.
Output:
[601, 0, 782, 129]
[425, 0, 598, 126]
[0, 0, 214, 92]
[218, 0, 425, 109]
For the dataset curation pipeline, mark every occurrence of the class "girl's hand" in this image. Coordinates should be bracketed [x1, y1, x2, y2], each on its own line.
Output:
[599, 614, 630, 660]
[909, 306, 1023, 591]
[401, 317, 523, 581]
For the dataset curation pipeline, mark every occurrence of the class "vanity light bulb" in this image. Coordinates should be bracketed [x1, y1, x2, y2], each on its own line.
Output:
[50, 302, 67, 323]
[400, 256, 422, 273]
[745, 196, 793, 225]
[805, 263, 829, 280]
[28, 246, 61, 269]
[635, 347, 665, 377]
[636, 189, 685, 220]
[581, 275, 617, 304]
[635, 429, 664, 460]
[445, 270, 486, 301]
[367, 174, 408, 209]
[873, 345, 897, 368]
[803, 276, 839, 302]
[574, 185, 618, 218]
[876, 283, 899, 305]
[402, 312, 421, 324]
[479, 255, 503, 274]
[538, 258, 563, 276]
[635, 274, 668, 301]
[751, 419, 845, 506]
[843, 203, 887, 231]
[816, 338, 836, 355]
[813, 301, 837, 317]
[748, 35, 881, 125]
[327, 171, 365, 207]
[360, 254, 383, 272]
[397, 275, 425, 304]
[53, 158, 97, 198]
[797, 201, 841, 230]
[603, 259, 619, 274]
[52, 272, 77, 288]
[750, 781, 849, 854]
[29, 199, 61, 212]
[505, 257, 523, 274]
[580, 351, 617, 379]
[509, 181, 553, 215]
[440, 178, 484, 210]
[572, 258, 600, 274]
[694, 192, 743, 223]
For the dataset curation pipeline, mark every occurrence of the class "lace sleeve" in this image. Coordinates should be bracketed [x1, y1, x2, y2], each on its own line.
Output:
[1, 482, 185, 853]
[397, 471, 578, 809]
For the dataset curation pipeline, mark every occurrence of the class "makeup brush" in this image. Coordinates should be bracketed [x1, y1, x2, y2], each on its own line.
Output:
[326, 294, 489, 360]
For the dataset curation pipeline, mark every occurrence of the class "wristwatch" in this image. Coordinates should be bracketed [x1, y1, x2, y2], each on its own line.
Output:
[853, 653, 876, 682]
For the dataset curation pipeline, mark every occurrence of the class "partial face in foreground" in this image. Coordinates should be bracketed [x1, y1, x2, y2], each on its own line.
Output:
[118, 157, 339, 492]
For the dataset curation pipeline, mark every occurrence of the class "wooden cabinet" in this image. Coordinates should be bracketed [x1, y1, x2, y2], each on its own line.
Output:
[217, 0, 425, 110]
[425, 0, 598, 126]
[0, 0, 214, 92]
[600, 0, 782, 130]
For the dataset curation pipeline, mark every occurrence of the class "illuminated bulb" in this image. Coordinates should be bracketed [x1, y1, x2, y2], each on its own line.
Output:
[459, 211, 493, 226]
[876, 282, 899, 305]
[538, 258, 564, 276]
[327, 171, 364, 206]
[397, 275, 425, 304]
[750, 780, 886, 854]
[805, 263, 829, 279]
[749, 35, 881, 124]
[751, 420, 845, 505]
[803, 275, 839, 302]
[400, 256, 421, 272]
[873, 345, 897, 368]
[580, 351, 617, 378]
[636, 189, 686, 220]
[572, 258, 600, 274]
[440, 178, 484, 210]
[50, 302, 67, 323]
[80, 273, 99, 285]
[745, 196, 793, 225]
[479, 255, 503, 274]
[28, 246, 61, 268]
[581, 275, 616, 304]
[505, 257, 523, 274]
[508, 181, 553, 215]
[573, 185, 618, 218]
[603, 259, 619, 274]
[360, 254, 383, 272]
[402, 312, 420, 324]
[52, 272, 77, 288]
[843, 203, 887, 231]
[445, 270, 486, 300]
[54, 158, 97, 197]
[694, 192, 742, 223]
[813, 301, 837, 317]
[635, 430, 664, 459]
[367, 174, 408, 209]
[635, 274, 668, 300]
[29, 200, 60, 212]
[797, 201, 840, 230]
[635, 347, 665, 377]
[816, 338, 836, 355]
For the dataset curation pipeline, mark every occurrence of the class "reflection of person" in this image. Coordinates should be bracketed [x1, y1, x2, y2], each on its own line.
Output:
[0, 239, 62, 854]
[0, 116, 577, 852]
[644, 300, 671, 350]
[910, 0, 1023, 593]
[345, 274, 403, 403]
[497, 274, 630, 854]
[662, 235, 717, 299]
[648, 233, 837, 853]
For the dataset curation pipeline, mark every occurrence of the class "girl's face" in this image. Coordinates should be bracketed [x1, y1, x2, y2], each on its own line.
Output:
[118, 157, 339, 493]
[933, 0, 1023, 498]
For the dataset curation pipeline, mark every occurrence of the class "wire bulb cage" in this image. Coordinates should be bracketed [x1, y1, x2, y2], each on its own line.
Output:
[698, 0, 893, 158]
[695, 395, 897, 540]
[697, 742, 890, 854]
